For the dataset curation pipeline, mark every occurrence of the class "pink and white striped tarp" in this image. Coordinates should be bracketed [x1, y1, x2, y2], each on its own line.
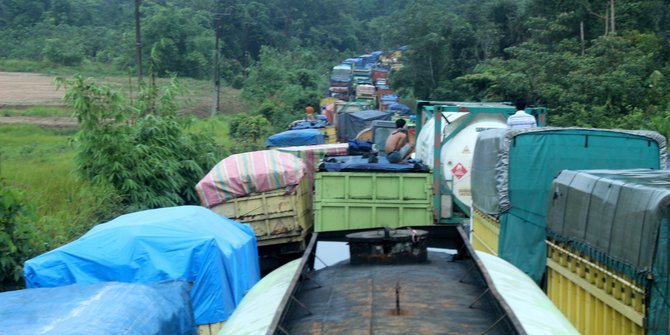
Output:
[277, 143, 349, 192]
[196, 150, 305, 208]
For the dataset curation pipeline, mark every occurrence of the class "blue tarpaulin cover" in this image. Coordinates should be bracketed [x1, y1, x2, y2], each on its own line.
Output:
[381, 94, 398, 102]
[289, 119, 330, 130]
[266, 129, 324, 148]
[0, 281, 196, 335]
[347, 139, 373, 154]
[23, 206, 260, 326]
[319, 155, 429, 173]
[388, 102, 411, 115]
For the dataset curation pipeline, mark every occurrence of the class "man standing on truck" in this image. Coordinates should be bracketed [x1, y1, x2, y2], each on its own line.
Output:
[305, 103, 315, 121]
[385, 118, 414, 163]
[507, 98, 537, 128]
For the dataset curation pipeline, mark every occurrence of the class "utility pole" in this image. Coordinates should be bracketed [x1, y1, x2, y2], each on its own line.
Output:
[211, 14, 222, 117]
[134, 0, 142, 84]
[610, 0, 616, 34]
[580, 21, 585, 56]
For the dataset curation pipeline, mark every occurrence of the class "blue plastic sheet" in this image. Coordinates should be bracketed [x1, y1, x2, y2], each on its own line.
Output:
[381, 94, 398, 102]
[0, 281, 196, 335]
[389, 102, 411, 115]
[266, 129, 325, 148]
[23, 206, 260, 326]
[319, 155, 429, 172]
[289, 120, 330, 130]
[343, 57, 363, 68]
[347, 139, 373, 154]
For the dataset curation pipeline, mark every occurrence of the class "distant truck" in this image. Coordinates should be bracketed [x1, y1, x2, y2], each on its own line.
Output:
[355, 84, 375, 99]
[329, 64, 353, 100]
[342, 57, 364, 69]
[371, 68, 389, 83]
[358, 54, 375, 68]
[354, 84, 376, 107]
[376, 89, 395, 110]
[352, 67, 372, 88]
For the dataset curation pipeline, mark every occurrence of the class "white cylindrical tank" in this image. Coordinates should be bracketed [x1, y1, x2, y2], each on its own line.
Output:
[415, 112, 507, 210]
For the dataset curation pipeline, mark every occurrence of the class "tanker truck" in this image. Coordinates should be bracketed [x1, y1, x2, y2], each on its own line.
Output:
[414, 101, 547, 224]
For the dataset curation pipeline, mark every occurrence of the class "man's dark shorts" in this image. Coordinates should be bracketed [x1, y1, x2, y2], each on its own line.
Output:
[386, 143, 411, 163]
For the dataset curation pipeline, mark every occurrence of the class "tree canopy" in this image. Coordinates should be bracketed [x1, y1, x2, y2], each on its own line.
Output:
[1, 0, 669, 133]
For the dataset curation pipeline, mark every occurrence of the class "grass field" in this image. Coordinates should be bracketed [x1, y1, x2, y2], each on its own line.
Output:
[1, 115, 234, 250]
[0, 124, 121, 247]
[0, 66, 257, 291]
[0, 69, 244, 252]
[1, 106, 70, 117]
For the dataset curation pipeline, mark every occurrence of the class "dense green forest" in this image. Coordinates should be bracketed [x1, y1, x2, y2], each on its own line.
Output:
[2, 0, 670, 289]
[2, 0, 669, 130]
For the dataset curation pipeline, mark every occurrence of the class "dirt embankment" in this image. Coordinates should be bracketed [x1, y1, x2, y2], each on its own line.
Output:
[0, 72, 77, 127]
[0, 72, 65, 107]
[0, 71, 246, 127]
[0, 116, 77, 128]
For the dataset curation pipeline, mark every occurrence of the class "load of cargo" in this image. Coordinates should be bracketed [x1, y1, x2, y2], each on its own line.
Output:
[266, 128, 325, 148]
[336, 109, 392, 143]
[0, 281, 196, 335]
[196, 150, 311, 258]
[23, 206, 260, 334]
[546, 169, 670, 335]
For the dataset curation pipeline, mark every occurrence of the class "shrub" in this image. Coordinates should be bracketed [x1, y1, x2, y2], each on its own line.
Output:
[0, 182, 42, 291]
[58, 75, 223, 211]
[229, 113, 271, 152]
[43, 38, 84, 66]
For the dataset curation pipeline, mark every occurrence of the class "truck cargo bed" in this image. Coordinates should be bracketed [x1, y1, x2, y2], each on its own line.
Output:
[271, 226, 524, 335]
[210, 181, 312, 247]
[282, 252, 512, 334]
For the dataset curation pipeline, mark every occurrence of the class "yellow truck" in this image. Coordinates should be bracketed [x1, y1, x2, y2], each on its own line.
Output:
[470, 128, 666, 334]
[545, 169, 670, 335]
[195, 150, 313, 272]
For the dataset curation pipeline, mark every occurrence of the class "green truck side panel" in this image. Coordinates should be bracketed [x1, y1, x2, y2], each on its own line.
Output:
[316, 172, 432, 202]
[314, 172, 433, 232]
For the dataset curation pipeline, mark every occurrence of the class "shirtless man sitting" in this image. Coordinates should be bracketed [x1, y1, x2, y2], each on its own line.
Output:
[385, 118, 414, 163]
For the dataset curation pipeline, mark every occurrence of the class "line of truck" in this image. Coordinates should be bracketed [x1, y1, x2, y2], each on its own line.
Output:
[11, 43, 666, 333]
[224, 98, 670, 334]
[328, 49, 403, 110]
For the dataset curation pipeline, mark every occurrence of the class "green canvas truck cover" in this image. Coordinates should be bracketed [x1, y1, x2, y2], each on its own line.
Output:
[547, 169, 670, 334]
[470, 127, 666, 283]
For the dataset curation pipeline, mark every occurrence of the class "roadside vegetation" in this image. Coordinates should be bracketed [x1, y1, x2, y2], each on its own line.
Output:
[0, 106, 69, 117]
[0, 78, 239, 290]
[2, 0, 670, 290]
[0, 124, 119, 290]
